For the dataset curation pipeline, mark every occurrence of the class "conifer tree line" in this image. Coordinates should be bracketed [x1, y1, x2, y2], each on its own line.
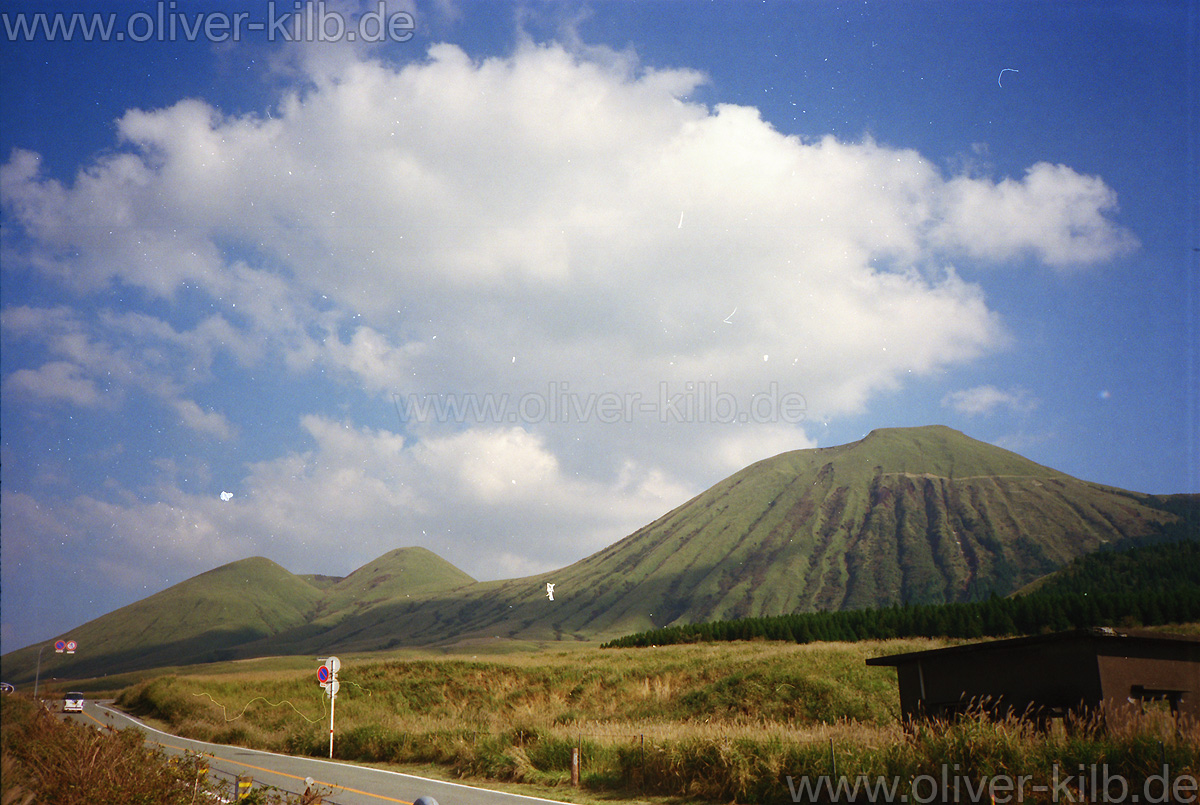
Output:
[603, 538, 1200, 649]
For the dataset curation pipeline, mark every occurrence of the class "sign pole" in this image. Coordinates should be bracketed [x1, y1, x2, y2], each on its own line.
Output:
[328, 683, 336, 758]
[33, 644, 48, 700]
[318, 656, 340, 759]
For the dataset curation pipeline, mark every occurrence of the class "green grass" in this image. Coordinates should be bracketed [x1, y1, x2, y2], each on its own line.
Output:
[116, 640, 910, 733]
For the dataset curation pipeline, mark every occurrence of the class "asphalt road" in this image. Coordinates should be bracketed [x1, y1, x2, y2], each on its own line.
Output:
[67, 699, 572, 805]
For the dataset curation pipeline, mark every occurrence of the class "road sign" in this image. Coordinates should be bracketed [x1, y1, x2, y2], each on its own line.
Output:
[318, 655, 342, 758]
[54, 640, 66, 653]
[315, 656, 344, 756]
[65, 641, 77, 654]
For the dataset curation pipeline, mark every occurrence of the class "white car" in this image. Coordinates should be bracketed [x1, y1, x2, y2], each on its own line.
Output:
[63, 692, 84, 712]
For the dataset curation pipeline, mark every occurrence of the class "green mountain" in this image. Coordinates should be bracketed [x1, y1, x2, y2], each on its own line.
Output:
[3, 426, 1193, 679]
[254, 426, 1189, 653]
[1, 557, 324, 681]
[1, 549, 476, 683]
[310, 546, 476, 625]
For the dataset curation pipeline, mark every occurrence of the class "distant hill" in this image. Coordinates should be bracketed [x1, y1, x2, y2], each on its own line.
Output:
[3, 426, 1194, 680]
[310, 546, 476, 623]
[0, 557, 323, 681]
[241, 547, 480, 654]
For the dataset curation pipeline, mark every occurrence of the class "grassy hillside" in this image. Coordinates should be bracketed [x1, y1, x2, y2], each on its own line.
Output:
[298, 573, 344, 590]
[308, 546, 476, 625]
[270, 426, 1182, 653]
[225, 547, 483, 658]
[1, 551, 481, 684]
[1, 557, 323, 681]
[531, 426, 1175, 631]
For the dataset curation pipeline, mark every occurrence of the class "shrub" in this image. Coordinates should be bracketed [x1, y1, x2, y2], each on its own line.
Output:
[3, 694, 215, 804]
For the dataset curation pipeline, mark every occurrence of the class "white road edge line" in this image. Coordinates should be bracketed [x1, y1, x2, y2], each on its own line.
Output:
[95, 703, 571, 804]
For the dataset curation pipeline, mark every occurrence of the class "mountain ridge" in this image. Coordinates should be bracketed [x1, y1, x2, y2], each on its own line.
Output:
[3, 426, 1194, 680]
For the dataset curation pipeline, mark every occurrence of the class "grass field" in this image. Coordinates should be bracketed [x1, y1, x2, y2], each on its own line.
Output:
[106, 637, 1199, 803]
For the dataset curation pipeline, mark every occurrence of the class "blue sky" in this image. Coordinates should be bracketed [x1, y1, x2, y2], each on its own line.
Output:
[1, 0, 1196, 653]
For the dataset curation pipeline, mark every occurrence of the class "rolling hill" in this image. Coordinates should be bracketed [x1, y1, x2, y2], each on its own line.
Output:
[0, 557, 323, 681]
[308, 546, 477, 624]
[0, 549, 473, 682]
[3, 426, 1194, 680]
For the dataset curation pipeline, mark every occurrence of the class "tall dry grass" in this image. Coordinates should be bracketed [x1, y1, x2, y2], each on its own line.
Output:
[0, 693, 306, 804]
[112, 640, 1200, 803]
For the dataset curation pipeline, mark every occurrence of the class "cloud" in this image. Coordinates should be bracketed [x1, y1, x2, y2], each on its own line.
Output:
[709, 424, 819, 475]
[2, 45, 1130, 433]
[0, 40, 1137, 609]
[2, 44, 1132, 422]
[0, 492, 68, 567]
[51, 415, 691, 583]
[173, 399, 237, 440]
[942, 385, 1039, 417]
[932, 162, 1138, 267]
[1, 304, 244, 436]
[4, 361, 105, 407]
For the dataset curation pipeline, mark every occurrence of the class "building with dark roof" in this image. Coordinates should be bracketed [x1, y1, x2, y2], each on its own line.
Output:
[866, 628, 1200, 723]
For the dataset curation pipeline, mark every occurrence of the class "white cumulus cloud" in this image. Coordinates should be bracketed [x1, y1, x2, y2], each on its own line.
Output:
[0, 40, 1136, 594]
[942, 385, 1040, 417]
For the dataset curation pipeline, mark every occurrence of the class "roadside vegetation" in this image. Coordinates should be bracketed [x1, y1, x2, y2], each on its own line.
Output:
[112, 639, 1199, 803]
[0, 693, 301, 804]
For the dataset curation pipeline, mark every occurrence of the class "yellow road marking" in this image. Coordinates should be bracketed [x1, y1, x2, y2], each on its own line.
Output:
[80, 709, 109, 729]
[199, 752, 416, 804]
[94, 713, 415, 805]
